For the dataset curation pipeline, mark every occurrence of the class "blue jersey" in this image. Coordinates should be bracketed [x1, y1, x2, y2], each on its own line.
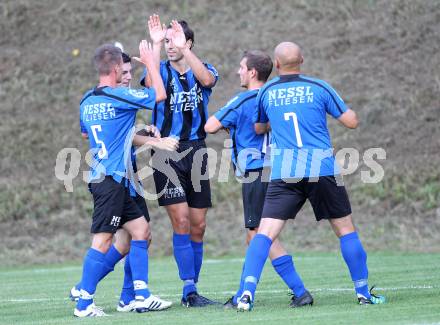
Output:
[214, 89, 266, 174]
[254, 74, 348, 180]
[141, 60, 218, 141]
[79, 86, 156, 184]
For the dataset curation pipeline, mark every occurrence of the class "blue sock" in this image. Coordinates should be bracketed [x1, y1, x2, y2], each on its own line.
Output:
[101, 244, 124, 280]
[191, 241, 203, 284]
[242, 234, 272, 299]
[76, 248, 106, 311]
[173, 233, 196, 298]
[272, 255, 306, 297]
[340, 232, 370, 298]
[120, 255, 134, 304]
[129, 240, 151, 299]
[233, 262, 246, 304]
[74, 245, 123, 291]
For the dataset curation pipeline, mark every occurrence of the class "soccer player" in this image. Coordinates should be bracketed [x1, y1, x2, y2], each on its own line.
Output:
[236, 42, 386, 311]
[75, 42, 177, 317]
[204, 50, 313, 308]
[70, 51, 160, 313]
[141, 15, 219, 307]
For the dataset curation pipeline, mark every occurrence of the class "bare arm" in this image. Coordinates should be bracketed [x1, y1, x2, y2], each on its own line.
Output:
[254, 122, 271, 134]
[204, 115, 223, 134]
[132, 135, 178, 151]
[171, 20, 216, 88]
[81, 132, 89, 139]
[337, 109, 359, 129]
[133, 40, 166, 103]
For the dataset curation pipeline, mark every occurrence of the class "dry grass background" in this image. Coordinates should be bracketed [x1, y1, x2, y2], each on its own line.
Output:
[0, 0, 439, 265]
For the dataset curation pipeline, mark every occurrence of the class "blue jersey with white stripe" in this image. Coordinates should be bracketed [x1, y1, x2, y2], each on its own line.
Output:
[141, 60, 218, 141]
[79, 86, 156, 183]
[254, 74, 348, 180]
[214, 89, 267, 174]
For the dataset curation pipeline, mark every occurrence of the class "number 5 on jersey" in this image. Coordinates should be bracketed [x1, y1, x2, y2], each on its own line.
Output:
[284, 112, 303, 148]
[91, 125, 108, 159]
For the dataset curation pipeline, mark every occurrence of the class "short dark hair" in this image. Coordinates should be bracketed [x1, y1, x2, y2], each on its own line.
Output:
[243, 50, 273, 82]
[122, 52, 131, 63]
[168, 20, 194, 48]
[93, 44, 122, 75]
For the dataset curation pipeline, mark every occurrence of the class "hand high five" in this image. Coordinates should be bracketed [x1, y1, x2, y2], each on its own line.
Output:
[170, 20, 188, 50]
[132, 40, 154, 67]
[148, 14, 166, 44]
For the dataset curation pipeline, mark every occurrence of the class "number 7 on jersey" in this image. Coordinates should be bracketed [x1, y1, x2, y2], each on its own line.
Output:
[284, 112, 303, 148]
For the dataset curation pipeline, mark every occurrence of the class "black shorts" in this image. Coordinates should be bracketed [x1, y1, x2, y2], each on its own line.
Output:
[262, 175, 352, 221]
[152, 139, 212, 208]
[89, 177, 145, 234]
[133, 191, 150, 223]
[241, 169, 269, 229]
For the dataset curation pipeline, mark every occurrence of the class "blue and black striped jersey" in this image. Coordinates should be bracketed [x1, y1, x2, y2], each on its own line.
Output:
[141, 60, 218, 141]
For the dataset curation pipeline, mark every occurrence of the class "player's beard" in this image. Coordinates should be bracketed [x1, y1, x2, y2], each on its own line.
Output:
[167, 52, 184, 62]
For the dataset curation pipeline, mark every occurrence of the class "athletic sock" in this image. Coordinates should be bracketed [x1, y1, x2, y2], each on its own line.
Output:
[74, 244, 124, 291]
[191, 241, 203, 284]
[120, 255, 134, 304]
[129, 240, 151, 300]
[241, 234, 272, 299]
[101, 244, 124, 279]
[173, 233, 196, 298]
[339, 232, 370, 298]
[233, 262, 246, 305]
[76, 248, 106, 311]
[272, 255, 306, 297]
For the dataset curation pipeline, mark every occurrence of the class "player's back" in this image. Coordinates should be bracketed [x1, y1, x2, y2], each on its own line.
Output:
[258, 74, 347, 150]
[215, 89, 267, 174]
[79, 86, 155, 182]
[256, 74, 348, 179]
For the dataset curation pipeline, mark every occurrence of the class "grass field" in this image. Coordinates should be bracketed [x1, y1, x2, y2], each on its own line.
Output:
[0, 253, 439, 325]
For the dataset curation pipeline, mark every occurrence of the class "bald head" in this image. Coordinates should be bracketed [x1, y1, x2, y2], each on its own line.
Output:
[274, 42, 303, 72]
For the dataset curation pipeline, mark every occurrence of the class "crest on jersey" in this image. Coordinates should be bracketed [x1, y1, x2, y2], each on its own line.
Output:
[170, 77, 180, 93]
[128, 89, 149, 99]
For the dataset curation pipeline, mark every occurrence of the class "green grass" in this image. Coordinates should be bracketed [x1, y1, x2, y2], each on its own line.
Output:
[0, 253, 439, 325]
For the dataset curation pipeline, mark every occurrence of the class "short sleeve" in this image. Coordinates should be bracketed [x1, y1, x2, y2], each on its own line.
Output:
[322, 81, 348, 119]
[214, 96, 240, 128]
[253, 89, 269, 123]
[203, 63, 219, 88]
[80, 117, 87, 134]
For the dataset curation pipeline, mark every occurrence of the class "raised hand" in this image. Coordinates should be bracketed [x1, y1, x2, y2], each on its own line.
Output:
[170, 20, 188, 50]
[132, 40, 154, 67]
[148, 14, 166, 44]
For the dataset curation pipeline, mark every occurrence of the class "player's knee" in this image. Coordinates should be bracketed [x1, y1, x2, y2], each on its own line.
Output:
[173, 216, 191, 233]
[130, 225, 151, 241]
[191, 220, 206, 237]
[91, 234, 113, 253]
